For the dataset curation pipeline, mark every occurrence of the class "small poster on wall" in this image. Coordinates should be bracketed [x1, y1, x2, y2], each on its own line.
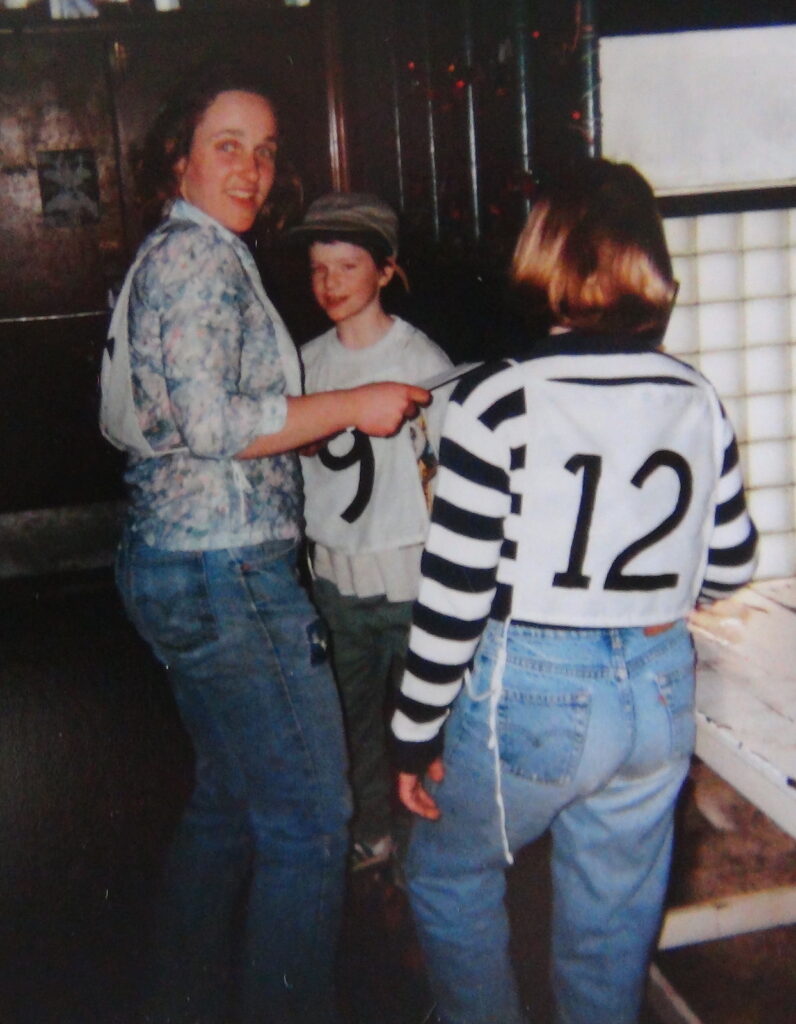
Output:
[36, 149, 100, 226]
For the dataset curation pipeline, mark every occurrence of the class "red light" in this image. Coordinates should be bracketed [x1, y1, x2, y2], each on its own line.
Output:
[407, 60, 416, 71]
[571, 110, 582, 120]
[455, 79, 465, 90]
[532, 30, 540, 39]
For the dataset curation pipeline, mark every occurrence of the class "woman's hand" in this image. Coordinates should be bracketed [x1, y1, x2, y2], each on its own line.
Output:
[350, 382, 430, 437]
[398, 757, 445, 820]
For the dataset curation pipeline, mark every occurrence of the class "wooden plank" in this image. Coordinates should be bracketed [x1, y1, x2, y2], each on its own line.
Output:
[691, 579, 796, 840]
[659, 885, 796, 950]
[646, 964, 706, 1024]
[695, 717, 796, 842]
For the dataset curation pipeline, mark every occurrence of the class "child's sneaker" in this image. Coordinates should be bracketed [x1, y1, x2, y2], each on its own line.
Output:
[350, 835, 394, 872]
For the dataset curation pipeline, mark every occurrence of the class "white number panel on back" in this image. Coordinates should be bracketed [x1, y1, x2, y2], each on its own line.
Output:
[508, 375, 720, 627]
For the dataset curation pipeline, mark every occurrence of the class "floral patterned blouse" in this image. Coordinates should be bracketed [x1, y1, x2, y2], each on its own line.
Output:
[124, 199, 303, 550]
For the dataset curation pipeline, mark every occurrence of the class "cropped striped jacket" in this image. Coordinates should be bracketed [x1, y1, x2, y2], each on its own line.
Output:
[391, 332, 758, 772]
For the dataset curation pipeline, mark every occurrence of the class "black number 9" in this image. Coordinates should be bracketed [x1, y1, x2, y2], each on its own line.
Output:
[318, 429, 376, 523]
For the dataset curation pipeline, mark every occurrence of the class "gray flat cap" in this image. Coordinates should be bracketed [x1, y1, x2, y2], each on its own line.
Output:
[289, 192, 399, 257]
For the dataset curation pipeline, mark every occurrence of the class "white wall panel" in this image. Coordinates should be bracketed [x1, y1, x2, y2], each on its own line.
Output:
[601, 26, 796, 195]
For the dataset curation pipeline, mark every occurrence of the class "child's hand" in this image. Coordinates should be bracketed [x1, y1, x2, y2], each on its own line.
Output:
[398, 757, 445, 820]
[351, 382, 430, 437]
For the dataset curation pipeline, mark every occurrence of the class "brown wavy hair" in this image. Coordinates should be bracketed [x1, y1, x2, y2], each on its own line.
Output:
[132, 61, 280, 229]
[511, 159, 676, 335]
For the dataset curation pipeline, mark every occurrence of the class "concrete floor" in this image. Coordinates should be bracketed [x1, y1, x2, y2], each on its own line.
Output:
[0, 571, 793, 1023]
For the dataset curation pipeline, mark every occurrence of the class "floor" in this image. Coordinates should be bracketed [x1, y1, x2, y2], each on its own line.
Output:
[0, 571, 793, 1024]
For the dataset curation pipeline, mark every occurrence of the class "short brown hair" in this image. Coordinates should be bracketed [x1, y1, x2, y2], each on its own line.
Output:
[511, 159, 676, 335]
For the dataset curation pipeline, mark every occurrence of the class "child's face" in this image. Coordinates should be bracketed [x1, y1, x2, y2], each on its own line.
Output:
[309, 240, 393, 325]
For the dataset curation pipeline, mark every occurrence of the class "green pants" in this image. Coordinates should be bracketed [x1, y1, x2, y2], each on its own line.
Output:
[312, 576, 413, 846]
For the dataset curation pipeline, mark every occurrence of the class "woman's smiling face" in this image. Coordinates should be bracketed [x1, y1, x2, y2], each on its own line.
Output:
[175, 89, 278, 234]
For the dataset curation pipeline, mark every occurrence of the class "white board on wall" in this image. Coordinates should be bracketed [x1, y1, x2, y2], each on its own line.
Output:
[600, 25, 796, 195]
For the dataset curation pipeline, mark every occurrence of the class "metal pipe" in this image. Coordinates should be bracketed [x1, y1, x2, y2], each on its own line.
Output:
[580, 0, 601, 156]
[420, 0, 440, 241]
[461, 0, 480, 241]
[511, 0, 534, 219]
[387, 3, 406, 212]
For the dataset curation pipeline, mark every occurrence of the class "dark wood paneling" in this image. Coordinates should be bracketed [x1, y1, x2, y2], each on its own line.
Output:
[0, 8, 332, 513]
[108, 11, 332, 253]
[0, 33, 124, 319]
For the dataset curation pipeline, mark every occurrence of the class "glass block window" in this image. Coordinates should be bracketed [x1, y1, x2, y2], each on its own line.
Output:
[664, 209, 796, 580]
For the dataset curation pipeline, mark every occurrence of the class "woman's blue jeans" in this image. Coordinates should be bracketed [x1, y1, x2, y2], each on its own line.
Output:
[116, 529, 351, 1024]
[406, 618, 696, 1024]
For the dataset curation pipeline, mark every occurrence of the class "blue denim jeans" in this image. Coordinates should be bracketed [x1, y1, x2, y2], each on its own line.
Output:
[116, 529, 351, 1024]
[406, 618, 696, 1024]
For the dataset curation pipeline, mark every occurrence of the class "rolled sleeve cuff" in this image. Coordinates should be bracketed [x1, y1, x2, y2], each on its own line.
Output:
[256, 394, 289, 439]
[389, 731, 444, 775]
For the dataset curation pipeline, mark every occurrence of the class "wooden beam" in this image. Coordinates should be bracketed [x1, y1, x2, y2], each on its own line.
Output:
[647, 964, 706, 1024]
[659, 885, 796, 950]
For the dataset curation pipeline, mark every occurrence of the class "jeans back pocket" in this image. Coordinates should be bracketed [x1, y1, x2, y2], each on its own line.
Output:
[498, 686, 591, 785]
[124, 545, 219, 662]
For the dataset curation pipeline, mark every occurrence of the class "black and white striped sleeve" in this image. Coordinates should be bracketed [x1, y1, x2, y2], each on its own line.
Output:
[390, 370, 514, 773]
[700, 408, 758, 601]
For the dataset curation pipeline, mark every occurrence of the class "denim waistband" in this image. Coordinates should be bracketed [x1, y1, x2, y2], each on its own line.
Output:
[494, 617, 679, 637]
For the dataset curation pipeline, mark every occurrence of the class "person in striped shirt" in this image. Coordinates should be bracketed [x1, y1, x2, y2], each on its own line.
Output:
[390, 158, 757, 1024]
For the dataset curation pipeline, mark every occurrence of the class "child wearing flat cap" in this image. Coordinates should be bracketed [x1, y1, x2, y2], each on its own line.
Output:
[293, 192, 453, 872]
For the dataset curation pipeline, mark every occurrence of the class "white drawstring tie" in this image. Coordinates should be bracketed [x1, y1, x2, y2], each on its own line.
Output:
[231, 461, 253, 519]
[466, 622, 513, 866]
